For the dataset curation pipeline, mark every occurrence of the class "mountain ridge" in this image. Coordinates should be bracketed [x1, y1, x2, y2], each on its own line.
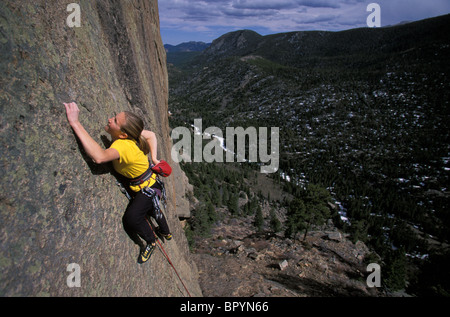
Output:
[199, 13, 450, 67]
[165, 41, 211, 53]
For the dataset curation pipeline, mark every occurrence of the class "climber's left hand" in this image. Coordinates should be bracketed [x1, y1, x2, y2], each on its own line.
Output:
[64, 102, 80, 126]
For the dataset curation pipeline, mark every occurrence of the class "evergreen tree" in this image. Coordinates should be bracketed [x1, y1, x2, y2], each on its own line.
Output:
[349, 219, 368, 243]
[284, 198, 307, 240]
[285, 184, 332, 241]
[254, 205, 264, 231]
[269, 209, 282, 233]
[211, 185, 221, 206]
[206, 201, 217, 224]
[383, 248, 407, 291]
[191, 204, 211, 237]
[222, 186, 229, 204]
[227, 195, 239, 215]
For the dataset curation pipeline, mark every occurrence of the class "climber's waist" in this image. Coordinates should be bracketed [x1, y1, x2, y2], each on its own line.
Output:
[128, 166, 156, 191]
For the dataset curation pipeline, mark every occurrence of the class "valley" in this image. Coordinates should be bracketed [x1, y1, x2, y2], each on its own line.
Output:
[167, 14, 450, 295]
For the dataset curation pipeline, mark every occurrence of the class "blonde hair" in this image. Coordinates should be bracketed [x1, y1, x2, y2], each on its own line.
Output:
[121, 111, 150, 155]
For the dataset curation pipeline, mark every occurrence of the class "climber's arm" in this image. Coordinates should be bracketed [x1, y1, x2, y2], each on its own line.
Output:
[64, 102, 119, 164]
[141, 129, 160, 165]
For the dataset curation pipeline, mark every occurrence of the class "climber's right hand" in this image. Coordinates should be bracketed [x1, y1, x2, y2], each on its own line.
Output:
[64, 102, 80, 126]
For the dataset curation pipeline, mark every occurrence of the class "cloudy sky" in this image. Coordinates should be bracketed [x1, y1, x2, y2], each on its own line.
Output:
[159, 0, 450, 45]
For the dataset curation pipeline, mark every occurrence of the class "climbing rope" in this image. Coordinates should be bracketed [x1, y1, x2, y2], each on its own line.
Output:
[145, 218, 192, 297]
[155, 234, 192, 297]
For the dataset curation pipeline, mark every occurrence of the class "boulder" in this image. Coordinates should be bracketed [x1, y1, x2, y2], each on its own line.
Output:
[278, 260, 289, 271]
[327, 231, 343, 242]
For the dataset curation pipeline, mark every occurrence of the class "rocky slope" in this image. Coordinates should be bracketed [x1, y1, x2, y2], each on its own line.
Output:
[189, 179, 381, 297]
[0, 0, 201, 296]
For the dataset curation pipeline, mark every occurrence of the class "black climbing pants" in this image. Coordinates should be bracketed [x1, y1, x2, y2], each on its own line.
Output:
[122, 184, 170, 246]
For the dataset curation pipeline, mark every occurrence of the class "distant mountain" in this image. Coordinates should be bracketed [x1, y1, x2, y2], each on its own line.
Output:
[164, 41, 211, 53]
[165, 41, 212, 66]
[203, 29, 263, 58]
[200, 14, 450, 68]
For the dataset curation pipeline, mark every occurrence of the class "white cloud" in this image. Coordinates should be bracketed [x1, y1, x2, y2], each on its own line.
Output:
[159, 0, 450, 44]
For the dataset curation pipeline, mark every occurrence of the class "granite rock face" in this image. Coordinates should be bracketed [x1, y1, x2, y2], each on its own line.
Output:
[0, 0, 201, 296]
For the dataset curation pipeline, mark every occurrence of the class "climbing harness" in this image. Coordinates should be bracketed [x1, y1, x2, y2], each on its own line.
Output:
[129, 165, 155, 187]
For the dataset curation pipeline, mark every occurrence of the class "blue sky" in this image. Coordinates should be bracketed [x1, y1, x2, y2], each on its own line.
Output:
[159, 0, 450, 45]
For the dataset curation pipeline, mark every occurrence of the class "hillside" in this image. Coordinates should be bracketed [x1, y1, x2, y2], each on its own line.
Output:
[0, 0, 201, 297]
[183, 163, 382, 297]
[168, 15, 450, 295]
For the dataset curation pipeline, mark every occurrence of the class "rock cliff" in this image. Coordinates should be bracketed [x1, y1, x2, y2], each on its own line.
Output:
[0, 0, 201, 296]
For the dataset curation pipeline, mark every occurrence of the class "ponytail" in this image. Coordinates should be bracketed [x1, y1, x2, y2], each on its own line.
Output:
[121, 111, 150, 155]
[138, 135, 150, 155]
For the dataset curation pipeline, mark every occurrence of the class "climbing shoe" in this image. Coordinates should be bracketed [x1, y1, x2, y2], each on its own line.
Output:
[155, 227, 172, 241]
[138, 243, 156, 264]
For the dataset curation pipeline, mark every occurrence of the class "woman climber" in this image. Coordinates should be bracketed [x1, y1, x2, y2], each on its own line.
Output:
[64, 102, 172, 264]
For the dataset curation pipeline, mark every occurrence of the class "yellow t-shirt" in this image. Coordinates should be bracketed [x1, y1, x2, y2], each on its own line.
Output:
[110, 139, 156, 191]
